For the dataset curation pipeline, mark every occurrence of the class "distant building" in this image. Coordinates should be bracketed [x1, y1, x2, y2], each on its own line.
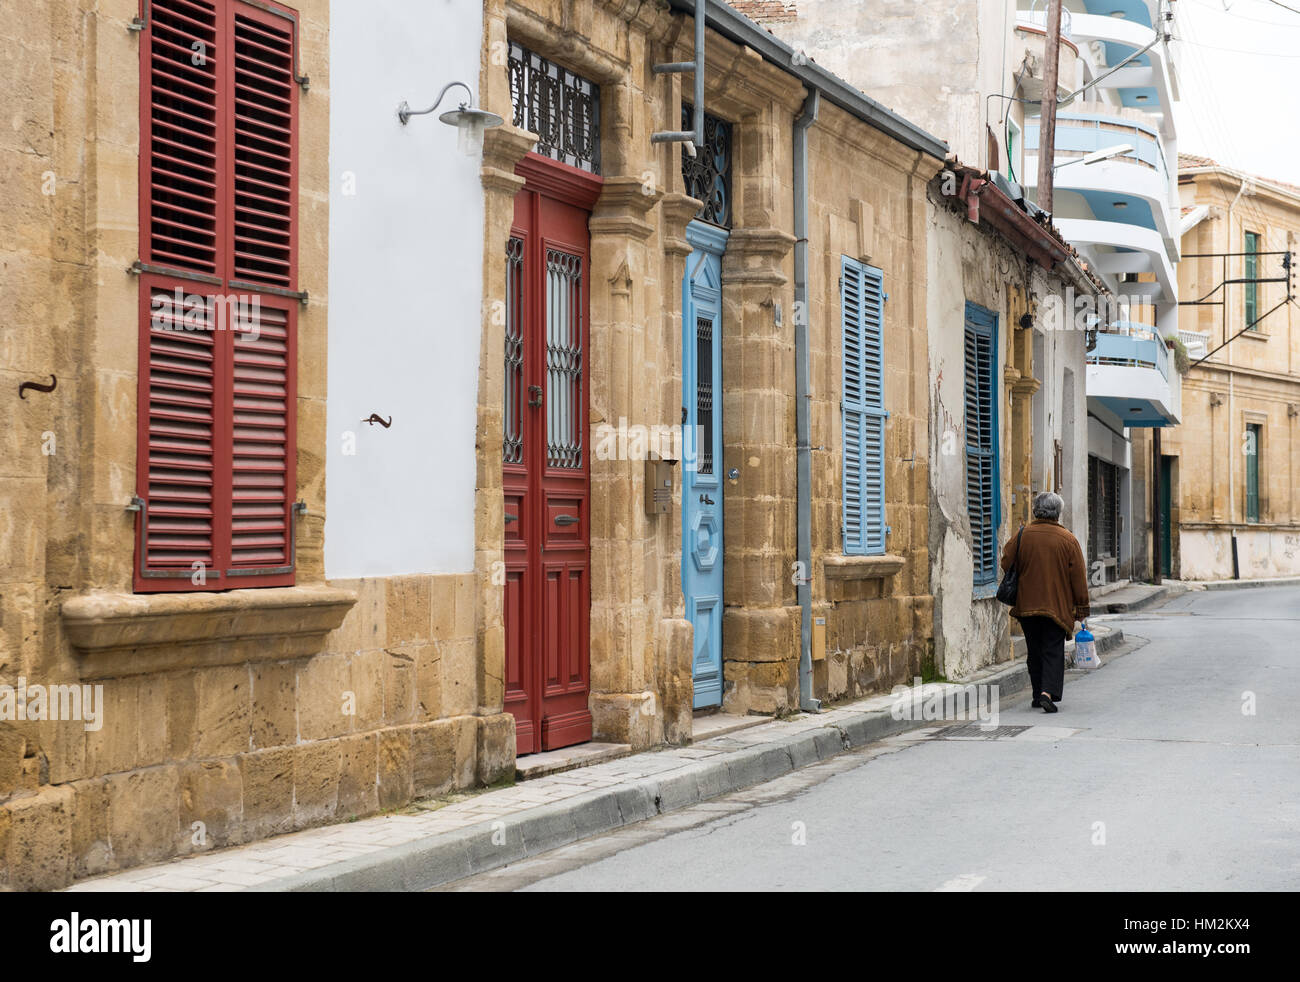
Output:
[1165, 156, 1300, 579]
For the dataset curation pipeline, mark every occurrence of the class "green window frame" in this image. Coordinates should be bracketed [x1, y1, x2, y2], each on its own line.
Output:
[1244, 231, 1260, 331]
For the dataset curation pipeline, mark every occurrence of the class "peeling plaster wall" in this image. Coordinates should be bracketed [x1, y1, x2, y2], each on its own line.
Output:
[927, 188, 1093, 678]
[927, 198, 1012, 679]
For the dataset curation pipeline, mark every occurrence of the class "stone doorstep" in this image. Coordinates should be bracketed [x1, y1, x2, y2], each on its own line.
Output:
[63, 639, 1136, 894]
[515, 742, 633, 782]
[687, 712, 768, 743]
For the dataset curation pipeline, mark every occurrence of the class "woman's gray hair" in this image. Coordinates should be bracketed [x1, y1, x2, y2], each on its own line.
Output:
[1033, 491, 1064, 521]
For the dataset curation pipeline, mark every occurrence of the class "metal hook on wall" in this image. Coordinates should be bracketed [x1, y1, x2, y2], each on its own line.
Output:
[19, 375, 57, 400]
[362, 414, 393, 429]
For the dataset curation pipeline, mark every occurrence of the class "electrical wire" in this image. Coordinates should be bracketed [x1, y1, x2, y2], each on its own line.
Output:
[1184, 0, 1300, 24]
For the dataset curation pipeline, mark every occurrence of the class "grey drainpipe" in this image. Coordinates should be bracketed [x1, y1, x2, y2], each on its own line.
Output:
[794, 89, 821, 713]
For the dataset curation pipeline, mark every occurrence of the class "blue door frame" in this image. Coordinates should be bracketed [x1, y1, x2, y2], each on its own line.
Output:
[683, 220, 728, 709]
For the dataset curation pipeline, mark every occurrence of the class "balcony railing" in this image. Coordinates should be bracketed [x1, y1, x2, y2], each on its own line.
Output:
[1178, 329, 1209, 358]
[1087, 328, 1170, 381]
[1026, 114, 1170, 188]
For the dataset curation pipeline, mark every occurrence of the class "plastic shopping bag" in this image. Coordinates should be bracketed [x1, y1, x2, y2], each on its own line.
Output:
[1073, 622, 1101, 670]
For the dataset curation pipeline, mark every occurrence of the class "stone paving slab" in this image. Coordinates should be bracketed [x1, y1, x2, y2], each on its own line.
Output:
[64, 639, 1120, 894]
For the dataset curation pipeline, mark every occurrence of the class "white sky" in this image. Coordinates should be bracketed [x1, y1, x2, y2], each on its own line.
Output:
[1172, 0, 1300, 182]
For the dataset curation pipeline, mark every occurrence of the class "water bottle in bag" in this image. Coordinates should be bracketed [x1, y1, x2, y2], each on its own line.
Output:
[1073, 622, 1101, 670]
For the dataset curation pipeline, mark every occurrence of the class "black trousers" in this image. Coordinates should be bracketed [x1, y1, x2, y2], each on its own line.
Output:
[1020, 615, 1066, 702]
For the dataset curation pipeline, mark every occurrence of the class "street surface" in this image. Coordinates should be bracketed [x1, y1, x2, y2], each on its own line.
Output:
[437, 585, 1300, 891]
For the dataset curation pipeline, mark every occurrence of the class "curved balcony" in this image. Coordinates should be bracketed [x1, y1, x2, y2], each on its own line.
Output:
[1016, 6, 1176, 124]
[1025, 109, 1177, 247]
[1051, 217, 1176, 305]
[1086, 328, 1180, 427]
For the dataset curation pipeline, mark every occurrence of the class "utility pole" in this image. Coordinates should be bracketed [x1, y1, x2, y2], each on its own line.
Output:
[1036, 0, 1063, 215]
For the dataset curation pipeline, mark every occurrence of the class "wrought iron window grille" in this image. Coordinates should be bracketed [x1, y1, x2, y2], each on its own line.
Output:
[681, 104, 732, 228]
[508, 41, 601, 175]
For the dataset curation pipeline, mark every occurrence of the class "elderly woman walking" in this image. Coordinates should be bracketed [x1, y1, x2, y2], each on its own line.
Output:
[1000, 491, 1091, 713]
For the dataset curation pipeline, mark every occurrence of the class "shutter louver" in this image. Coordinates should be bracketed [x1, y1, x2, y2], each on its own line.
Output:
[841, 257, 887, 556]
[146, 0, 221, 275]
[144, 282, 217, 573]
[230, 299, 293, 569]
[232, 10, 295, 287]
[136, 0, 299, 593]
[964, 304, 998, 585]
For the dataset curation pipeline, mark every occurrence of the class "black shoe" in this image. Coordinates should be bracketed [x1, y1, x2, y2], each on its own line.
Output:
[1031, 698, 1040, 707]
[1039, 694, 1058, 714]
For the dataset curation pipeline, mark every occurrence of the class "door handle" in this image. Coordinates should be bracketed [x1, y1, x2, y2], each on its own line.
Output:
[528, 385, 543, 408]
[504, 513, 518, 524]
[699, 494, 715, 505]
[554, 515, 579, 526]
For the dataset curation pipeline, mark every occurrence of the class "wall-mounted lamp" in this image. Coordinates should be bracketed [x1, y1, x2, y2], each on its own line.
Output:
[397, 81, 503, 156]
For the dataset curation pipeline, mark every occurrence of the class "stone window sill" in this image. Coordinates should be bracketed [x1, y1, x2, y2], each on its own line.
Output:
[62, 585, 357, 679]
[823, 554, 905, 581]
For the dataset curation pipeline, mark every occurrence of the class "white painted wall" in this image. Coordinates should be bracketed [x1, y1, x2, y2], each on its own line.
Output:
[325, 0, 485, 578]
[1180, 528, 1300, 580]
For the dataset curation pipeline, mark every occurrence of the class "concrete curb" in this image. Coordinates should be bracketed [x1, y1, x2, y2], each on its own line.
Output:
[1195, 576, 1300, 592]
[248, 651, 1064, 893]
[1098, 584, 1185, 614]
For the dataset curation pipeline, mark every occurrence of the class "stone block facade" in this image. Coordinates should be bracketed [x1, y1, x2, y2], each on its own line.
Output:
[0, 0, 511, 891]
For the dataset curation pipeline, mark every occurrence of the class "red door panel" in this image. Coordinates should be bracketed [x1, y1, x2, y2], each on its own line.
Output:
[503, 154, 601, 754]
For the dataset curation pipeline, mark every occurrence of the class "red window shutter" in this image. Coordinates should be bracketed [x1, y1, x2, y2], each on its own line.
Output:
[231, 7, 296, 288]
[230, 298, 295, 572]
[143, 0, 222, 275]
[140, 278, 220, 577]
[136, 0, 299, 593]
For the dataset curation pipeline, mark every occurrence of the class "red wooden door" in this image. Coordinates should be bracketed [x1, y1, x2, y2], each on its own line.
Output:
[503, 155, 601, 754]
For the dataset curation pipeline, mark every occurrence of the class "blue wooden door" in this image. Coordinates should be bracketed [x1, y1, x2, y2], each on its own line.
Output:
[683, 221, 728, 709]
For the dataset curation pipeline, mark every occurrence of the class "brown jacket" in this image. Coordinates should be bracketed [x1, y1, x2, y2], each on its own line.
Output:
[1000, 518, 1090, 632]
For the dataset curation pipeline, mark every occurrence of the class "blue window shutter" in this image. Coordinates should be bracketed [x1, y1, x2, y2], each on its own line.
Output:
[964, 302, 999, 585]
[842, 257, 887, 556]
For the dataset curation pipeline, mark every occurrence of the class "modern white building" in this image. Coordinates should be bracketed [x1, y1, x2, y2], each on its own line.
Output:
[325, 0, 486, 579]
[1019, 0, 1184, 583]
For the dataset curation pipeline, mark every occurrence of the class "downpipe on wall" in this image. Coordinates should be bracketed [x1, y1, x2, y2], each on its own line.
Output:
[794, 89, 821, 713]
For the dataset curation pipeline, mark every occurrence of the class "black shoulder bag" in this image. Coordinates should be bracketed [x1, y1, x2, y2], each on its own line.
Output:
[996, 524, 1025, 606]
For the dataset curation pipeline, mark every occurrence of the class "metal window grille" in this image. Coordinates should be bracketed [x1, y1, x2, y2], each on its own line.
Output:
[545, 249, 584, 469]
[508, 41, 600, 174]
[681, 104, 732, 228]
[504, 236, 525, 464]
[696, 315, 714, 475]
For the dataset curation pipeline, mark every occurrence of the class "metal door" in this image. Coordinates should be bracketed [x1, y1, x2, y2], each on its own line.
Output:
[1160, 455, 1173, 578]
[683, 221, 728, 709]
[503, 155, 599, 754]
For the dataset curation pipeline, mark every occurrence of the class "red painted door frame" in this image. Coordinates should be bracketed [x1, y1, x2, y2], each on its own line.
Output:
[504, 153, 602, 755]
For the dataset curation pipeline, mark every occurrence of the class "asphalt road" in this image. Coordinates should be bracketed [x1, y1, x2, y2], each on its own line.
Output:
[438, 585, 1300, 891]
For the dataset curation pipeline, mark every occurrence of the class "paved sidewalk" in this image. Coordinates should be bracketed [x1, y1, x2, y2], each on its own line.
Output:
[64, 635, 1122, 893]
